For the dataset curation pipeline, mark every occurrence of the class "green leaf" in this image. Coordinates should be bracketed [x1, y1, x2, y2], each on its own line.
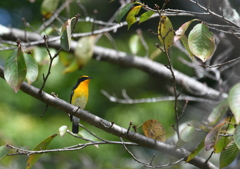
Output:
[234, 125, 240, 149]
[177, 123, 207, 151]
[129, 34, 140, 55]
[60, 17, 76, 51]
[186, 140, 204, 162]
[0, 145, 10, 160]
[139, 11, 155, 24]
[59, 52, 75, 67]
[126, 5, 141, 29]
[115, 3, 134, 23]
[23, 53, 38, 84]
[41, 0, 60, 18]
[79, 130, 99, 142]
[229, 83, 240, 124]
[180, 35, 194, 59]
[220, 141, 239, 168]
[33, 47, 58, 66]
[74, 35, 96, 69]
[4, 46, 27, 93]
[26, 134, 58, 169]
[206, 99, 229, 125]
[40, 27, 55, 36]
[60, 19, 72, 51]
[214, 137, 230, 153]
[158, 16, 174, 52]
[188, 23, 215, 62]
[204, 122, 225, 151]
[63, 58, 79, 74]
[79, 130, 99, 148]
[174, 19, 199, 42]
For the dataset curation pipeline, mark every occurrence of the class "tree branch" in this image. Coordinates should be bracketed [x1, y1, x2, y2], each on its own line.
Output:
[101, 90, 218, 104]
[0, 66, 217, 169]
[0, 26, 227, 100]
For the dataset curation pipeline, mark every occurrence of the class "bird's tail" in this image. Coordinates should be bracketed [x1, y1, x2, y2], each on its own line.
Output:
[72, 116, 80, 134]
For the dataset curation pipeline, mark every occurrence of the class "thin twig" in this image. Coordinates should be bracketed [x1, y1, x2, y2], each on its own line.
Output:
[205, 151, 214, 164]
[202, 56, 240, 68]
[179, 100, 189, 120]
[79, 124, 107, 142]
[6, 140, 138, 156]
[38, 0, 73, 32]
[186, 0, 240, 28]
[101, 90, 218, 104]
[136, 29, 149, 58]
[120, 138, 184, 168]
[39, 36, 62, 93]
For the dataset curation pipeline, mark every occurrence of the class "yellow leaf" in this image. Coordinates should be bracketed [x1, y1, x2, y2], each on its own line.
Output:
[26, 134, 58, 169]
[63, 58, 79, 74]
[158, 16, 174, 52]
[74, 35, 96, 69]
[126, 5, 142, 29]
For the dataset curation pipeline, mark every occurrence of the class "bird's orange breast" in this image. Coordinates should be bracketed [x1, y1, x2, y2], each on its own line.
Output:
[71, 79, 90, 109]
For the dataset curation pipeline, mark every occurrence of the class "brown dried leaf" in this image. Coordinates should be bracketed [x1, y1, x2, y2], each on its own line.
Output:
[142, 119, 166, 142]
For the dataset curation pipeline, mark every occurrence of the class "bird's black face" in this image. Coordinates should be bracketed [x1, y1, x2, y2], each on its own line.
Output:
[78, 76, 93, 82]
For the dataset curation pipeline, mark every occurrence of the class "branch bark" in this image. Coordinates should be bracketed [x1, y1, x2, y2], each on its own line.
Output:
[0, 66, 218, 169]
[0, 26, 227, 100]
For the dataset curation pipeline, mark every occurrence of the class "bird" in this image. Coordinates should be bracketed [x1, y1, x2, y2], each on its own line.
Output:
[70, 75, 93, 134]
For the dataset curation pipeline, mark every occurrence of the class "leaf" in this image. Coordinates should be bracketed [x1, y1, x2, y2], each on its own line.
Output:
[139, 11, 155, 24]
[0, 145, 10, 160]
[60, 17, 76, 51]
[23, 53, 38, 84]
[129, 34, 140, 55]
[158, 16, 174, 52]
[234, 125, 240, 149]
[115, 3, 134, 23]
[229, 83, 240, 124]
[40, 27, 54, 36]
[4, 46, 27, 93]
[74, 35, 96, 69]
[79, 130, 99, 148]
[186, 140, 204, 162]
[126, 5, 141, 29]
[63, 58, 79, 74]
[33, 47, 58, 66]
[41, 0, 60, 18]
[174, 19, 199, 42]
[177, 123, 207, 151]
[142, 119, 166, 142]
[180, 35, 194, 59]
[79, 130, 99, 142]
[220, 141, 239, 168]
[204, 122, 225, 151]
[26, 134, 58, 169]
[60, 19, 72, 51]
[188, 23, 215, 62]
[59, 125, 68, 137]
[149, 48, 162, 60]
[214, 137, 230, 153]
[59, 52, 75, 67]
[206, 99, 229, 125]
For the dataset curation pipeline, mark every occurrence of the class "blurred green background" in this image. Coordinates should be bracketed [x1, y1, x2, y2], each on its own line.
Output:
[0, 0, 197, 168]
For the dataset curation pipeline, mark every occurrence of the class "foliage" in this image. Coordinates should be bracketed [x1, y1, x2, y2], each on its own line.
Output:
[1, 0, 240, 169]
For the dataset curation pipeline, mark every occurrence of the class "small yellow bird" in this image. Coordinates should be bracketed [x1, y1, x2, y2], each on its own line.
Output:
[70, 75, 92, 133]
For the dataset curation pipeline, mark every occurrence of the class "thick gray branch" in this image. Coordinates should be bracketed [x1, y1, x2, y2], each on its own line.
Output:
[0, 26, 227, 100]
[0, 66, 218, 169]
